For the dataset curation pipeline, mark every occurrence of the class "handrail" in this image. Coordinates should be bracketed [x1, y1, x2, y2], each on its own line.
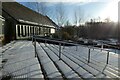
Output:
[32, 36, 78, 46]
[32, 35, 119, 65]
[32, 35, 117, 52]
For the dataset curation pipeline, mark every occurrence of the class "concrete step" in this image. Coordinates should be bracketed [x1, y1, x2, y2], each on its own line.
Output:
[36, 43, 63, 79]
[50, 44, 106, 78]
[65, 45, 119, 72]
[51, 44, 120, 78]
[43, 43, 100, 79]
[47, 44, 97, 78]
[40, 43, 82, 79]
[64, 49, 120, 78]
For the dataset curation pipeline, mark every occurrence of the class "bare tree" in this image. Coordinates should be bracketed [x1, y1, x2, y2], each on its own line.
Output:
[35, 2, 48, 15]
[55, 3, 67, 27]
[74, 7, 84, 26]
[25, 2, 48, 16]
[65, 20, 71, 26]
[74, 10, 79, 26]
[73, 7, 84, 39]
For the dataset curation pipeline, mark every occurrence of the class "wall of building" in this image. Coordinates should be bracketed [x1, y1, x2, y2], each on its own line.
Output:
[0, 15, 5, 46]
[16, 24, 55, 39]
[4, 18, 16, 43]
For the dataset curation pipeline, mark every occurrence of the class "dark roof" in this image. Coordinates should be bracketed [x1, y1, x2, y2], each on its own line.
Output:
[2, 2, 58, 28]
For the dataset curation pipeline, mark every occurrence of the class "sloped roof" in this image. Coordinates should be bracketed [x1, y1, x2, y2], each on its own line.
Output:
[2, 2, 58, 28]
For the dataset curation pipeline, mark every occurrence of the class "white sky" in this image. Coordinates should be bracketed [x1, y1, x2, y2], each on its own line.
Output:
[1, 0, 119, 22]
[14, 0, 117, 2]
[98, 0, 119, 22]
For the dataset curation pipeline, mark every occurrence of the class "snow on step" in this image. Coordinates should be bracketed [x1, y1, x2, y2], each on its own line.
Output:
[2, 41, 44, 79]
[63, 52, 106, 78]
[70, 50, 120, 78]
[70, 45, 119, 69]
[46, 44, 96, 78]
[54, 44, 120, 78]
[36, 43, 62, 78]
[67, 49, 119, 78]
[88, 60, 120, 78]
[40, 43, 81, 79]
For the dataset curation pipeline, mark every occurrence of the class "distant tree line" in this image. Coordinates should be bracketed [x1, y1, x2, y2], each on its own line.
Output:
[84, 22, 118, 40]
[53, 22, 119, 41]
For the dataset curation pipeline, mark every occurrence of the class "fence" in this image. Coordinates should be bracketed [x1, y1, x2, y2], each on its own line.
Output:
[32, 35, 118, 65]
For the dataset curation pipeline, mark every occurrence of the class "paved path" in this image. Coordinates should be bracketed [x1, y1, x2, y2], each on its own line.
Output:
[1, 41, 44, 79]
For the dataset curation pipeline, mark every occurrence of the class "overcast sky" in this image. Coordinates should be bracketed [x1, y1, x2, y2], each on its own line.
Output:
[15, 0, 119, 25]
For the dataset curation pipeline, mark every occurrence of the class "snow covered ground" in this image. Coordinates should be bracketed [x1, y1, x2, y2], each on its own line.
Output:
[1, 40, 120, 79]
[1, 41, 44, 79]
[39, 43, 120, 78]
[62, 45, 119, 68]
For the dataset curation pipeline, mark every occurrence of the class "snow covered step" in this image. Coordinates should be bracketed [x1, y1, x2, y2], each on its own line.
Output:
[88, 60, 120, 78]
[63, 48, 119, 78]
[67, 49, 120, 78]
[36, 43, 62, 79]
[62, 53, 106, 78]
[56, 44, 119, 78]
[40, 43, 81, 79]
[67, 45, 119, 72]
[50, 44, 119, 78]
[47, 44, 96, 78]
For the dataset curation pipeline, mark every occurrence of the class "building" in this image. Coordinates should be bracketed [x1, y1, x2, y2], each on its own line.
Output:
[0, 15, 5, 46]
[2, 2, 58, 43]
[0, 2, 5, 46]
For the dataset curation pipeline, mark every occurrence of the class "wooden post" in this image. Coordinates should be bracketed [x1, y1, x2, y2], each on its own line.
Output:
[32, 35, 33, 42]
[45, 40, 47, 46]
[106, 51, 110, 64]
[101, 44, 103, 51]
[88, 48, 91, 63]
[59, 43, 61, 60]
[63, 43, 65, 49]
[76, 45, 78, 51]
[35, 38, 37, 57]
[114, 49, 117, 54]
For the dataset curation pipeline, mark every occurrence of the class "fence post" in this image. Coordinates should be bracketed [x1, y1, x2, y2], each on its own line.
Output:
[59, 43, 61, 60]
[76, 45, 78, 51]
[35, 38, 37, 57]
[63, 43, 65, 49]
[114, 49, 117, 54]
[106, 51, 110, 64]
[45, 40, 47, 46]
[88, 48, 91, 63]
[32, 35, 33, 42]
[101, 44, 103, 51]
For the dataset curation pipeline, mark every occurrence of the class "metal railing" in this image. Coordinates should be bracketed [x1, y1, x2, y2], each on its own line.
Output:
[32, 35, 118, 65]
